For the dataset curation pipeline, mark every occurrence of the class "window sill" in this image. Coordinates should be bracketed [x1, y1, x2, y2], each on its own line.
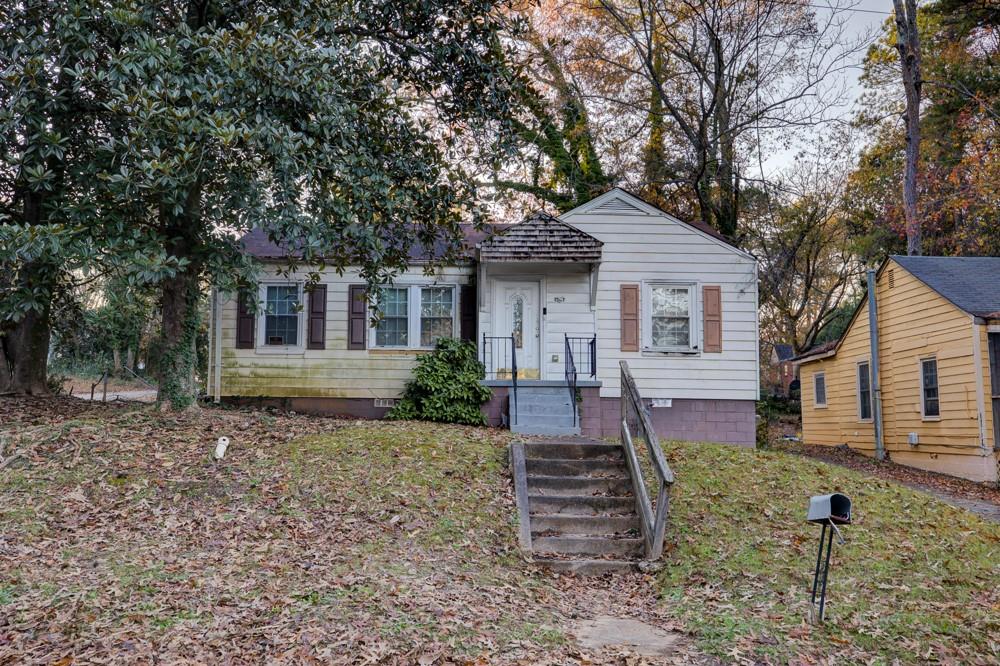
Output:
[815, 404, 828, 409]
[921, 416, 941, 422]
[642, 348, 700, 357]
[368, 348, 434, 355]
[254, 346, 305, 355]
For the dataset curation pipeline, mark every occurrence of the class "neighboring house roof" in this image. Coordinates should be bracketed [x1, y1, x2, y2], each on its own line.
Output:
[790, 340, 838, 364]
[477, 211, 603, 262]
[240, 225, 500, 262]
[890, 255, 1000, 318]
[772, 343, 795, 362]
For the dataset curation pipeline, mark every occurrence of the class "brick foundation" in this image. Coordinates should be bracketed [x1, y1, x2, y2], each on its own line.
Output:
[582, 396, 756, 447]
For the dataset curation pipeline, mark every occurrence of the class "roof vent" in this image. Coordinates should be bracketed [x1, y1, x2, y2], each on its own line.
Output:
[588, 196, 646, 215]
[888, 268, 895, 289]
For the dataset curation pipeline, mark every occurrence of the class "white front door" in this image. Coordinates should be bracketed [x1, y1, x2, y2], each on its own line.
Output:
[495, 281, 541, 379]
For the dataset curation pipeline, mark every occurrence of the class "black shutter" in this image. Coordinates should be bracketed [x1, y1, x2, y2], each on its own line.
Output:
[307, 284, 327, 350]
[236, 291, 255, 349]
[348, 285, 367, 350]
[460, 284, 476, 342]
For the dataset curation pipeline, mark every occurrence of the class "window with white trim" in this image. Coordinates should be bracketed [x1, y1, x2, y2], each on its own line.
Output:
[920, 357, 940, 418]
[259, 283, 303, 348]
[644, 282, 697, 351]
[814, 372, 827, 407]
[373, 285, 456, 349]
[857, 361, 873, 421]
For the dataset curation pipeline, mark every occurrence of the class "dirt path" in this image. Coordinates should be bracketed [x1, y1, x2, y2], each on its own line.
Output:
[71, 389, 157, 403]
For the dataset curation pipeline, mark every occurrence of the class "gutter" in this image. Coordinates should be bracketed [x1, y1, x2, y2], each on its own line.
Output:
[867, 269, 885, 461]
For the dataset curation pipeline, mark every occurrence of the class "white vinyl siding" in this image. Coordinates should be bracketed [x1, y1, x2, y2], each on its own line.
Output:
[562, 191, 758, 401]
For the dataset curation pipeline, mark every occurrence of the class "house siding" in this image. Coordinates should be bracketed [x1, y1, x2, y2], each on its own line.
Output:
[799, 259, 998, 483]
[562, 201, 759, 403]
[217, 264, 473, 400]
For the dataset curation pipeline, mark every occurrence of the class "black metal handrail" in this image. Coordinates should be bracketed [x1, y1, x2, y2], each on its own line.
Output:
[564, 335, 578, 428]
[620, 360, 675, 560]
[566, 335, 597, 378]
[482, 334, 518, 425]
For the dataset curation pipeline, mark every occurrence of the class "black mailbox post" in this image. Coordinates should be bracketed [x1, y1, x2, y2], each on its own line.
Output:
[807, 493, 851, 623]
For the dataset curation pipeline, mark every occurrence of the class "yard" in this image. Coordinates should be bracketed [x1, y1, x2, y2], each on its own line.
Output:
[1, 398, 998, 664]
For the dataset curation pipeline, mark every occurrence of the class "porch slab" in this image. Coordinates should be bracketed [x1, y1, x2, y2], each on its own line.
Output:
[481, 379, 601, 388]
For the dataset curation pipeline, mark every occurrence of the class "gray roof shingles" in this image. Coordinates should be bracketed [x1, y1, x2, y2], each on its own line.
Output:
[892, 255, 1000, 318]
[477, 212, 602, 262]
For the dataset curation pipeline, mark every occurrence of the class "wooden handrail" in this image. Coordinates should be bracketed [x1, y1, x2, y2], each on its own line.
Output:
[619, 360, 675, 560]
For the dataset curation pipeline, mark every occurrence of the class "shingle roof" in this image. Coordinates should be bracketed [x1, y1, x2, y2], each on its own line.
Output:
[789, 340, 838, 363]
[478, 212, 602, 262]
[240, 225, 501, 262]
[892, 255, 1000, 318]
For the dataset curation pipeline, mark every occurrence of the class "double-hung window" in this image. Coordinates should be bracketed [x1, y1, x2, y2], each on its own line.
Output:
[261, 284, 302, 347]
[373, 285, 456, 349]
[645, 283, 697, 352]
[921, 357, 940, 418]
[857, 360, 873, 421]
[814, 372, 827, 407]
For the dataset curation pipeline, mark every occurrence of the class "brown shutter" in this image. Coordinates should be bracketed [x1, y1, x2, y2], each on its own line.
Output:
[236, 291, 255, 349]
[307, 284, 327, 350]
[347, 284, 367, 350]
[620, 284, 639, 352]
[460, 284, 476, 342]
[703, 285, 722, 353]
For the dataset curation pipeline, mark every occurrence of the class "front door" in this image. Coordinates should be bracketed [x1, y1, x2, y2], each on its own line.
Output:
[495, 281, 540, 379]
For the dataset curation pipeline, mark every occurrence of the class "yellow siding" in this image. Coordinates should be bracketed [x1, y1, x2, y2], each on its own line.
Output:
[215, 265, 473, 399]
[800, 259, 998, 483]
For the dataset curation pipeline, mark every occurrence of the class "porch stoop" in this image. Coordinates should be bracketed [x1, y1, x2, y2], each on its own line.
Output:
[510, 384, 580, 436]
[510, 438, 643, 575]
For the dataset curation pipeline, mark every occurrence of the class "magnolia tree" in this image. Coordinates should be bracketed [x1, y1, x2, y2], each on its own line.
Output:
[1, 0, 519, 406]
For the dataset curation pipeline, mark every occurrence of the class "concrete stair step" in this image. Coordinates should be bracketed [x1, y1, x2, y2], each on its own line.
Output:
[531, 558, 640, 575]
[517, 401, 574, 415]
[526, 474, 632, 497]
[529, 494, 635, 516]
[515, 414, 576, 427]
[517, 386, 574, 397]
[524, 458, 629, 478]
[532, 535, 644, 558]
[530, 514, 639, 536]
[523, 442, 623, 461]
[511, 423, 581, 437]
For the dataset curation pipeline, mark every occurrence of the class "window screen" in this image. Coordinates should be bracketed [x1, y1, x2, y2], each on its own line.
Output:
[814, 373, 827, 406]
[650, 285, 691, 348]
[264, 285, 299, 345]
[857, 361, 872, 420]
[420, 287, 454, 346]
[921, 358, 940, 418]
[376, 288, 409, 347]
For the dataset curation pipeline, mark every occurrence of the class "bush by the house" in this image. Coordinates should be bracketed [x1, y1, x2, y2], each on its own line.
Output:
[388, 338, 492, 426]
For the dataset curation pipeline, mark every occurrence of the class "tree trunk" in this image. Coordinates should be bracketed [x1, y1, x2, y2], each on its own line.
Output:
[893, 0, 922, 255]
[156, 266, 201, 410]
[0, 305, 52, 395]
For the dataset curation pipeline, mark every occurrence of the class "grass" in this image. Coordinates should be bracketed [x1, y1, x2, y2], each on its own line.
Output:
[659, 440, 1000, 663]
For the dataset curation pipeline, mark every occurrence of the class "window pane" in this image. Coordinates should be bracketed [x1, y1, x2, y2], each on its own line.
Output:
[420, 287, 453, 346]
[651, 317, 690, 348]
[512, 295, 524, 349]
[815, 374, 826, 405]
[376, 288, 408, 346]
[922, 359, 939, 417]
[650, 286, 690, 348]
[264, 285, 299, 345]
[858, 362, 872, 420]
[651, 287, 690, 317]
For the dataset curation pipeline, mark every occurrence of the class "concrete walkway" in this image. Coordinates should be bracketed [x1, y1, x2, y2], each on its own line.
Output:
[906, 482, 1000, 524]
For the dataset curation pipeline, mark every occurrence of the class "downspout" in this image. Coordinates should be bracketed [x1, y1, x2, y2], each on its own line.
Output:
[867, 269, 885, 461]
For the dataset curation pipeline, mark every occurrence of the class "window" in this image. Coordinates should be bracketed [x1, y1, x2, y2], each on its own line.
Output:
[857, 361, 872, 421]
[375, 287, 409, 347]
[373, 284, 456, 349]
[921, 358, 940, 418]
[420, 287, 454, 346]
[511, 295, 524, 349]
[645, 283, 696, 351]
[263, 284, 301, 346]
[814, 372, 827, 407]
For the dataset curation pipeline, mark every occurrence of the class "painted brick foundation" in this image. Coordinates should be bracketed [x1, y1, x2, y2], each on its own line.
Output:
[582, 394, 756, 447]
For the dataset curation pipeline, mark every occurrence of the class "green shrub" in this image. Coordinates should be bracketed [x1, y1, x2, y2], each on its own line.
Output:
[387, 338, 492, 425]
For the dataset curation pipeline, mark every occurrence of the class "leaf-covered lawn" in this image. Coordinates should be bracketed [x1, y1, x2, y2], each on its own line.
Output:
[0, 398, 695, 664]
[659, 440, 1000, 664]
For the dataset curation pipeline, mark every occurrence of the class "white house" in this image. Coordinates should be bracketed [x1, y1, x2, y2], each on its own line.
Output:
[206, 189, 760, 444]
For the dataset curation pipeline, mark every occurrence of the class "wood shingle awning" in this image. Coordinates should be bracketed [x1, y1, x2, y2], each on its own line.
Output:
[477, 212, 603, 262]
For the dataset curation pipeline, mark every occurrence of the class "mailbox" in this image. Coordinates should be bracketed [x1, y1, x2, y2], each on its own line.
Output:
[807, 493, 851, 525]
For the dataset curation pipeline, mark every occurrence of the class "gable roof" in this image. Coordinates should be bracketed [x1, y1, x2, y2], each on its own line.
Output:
[477, 211, 602, 262]
[240, 225, 501, 263]
[559, 187, 753, 259]
[891, 255, 1000, 318]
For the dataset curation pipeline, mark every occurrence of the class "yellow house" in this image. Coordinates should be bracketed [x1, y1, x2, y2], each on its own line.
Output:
[796, 256, 1000, 484]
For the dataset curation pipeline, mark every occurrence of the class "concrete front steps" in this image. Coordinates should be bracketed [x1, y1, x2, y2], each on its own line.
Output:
[510, 385, 580, 437]
[511, 438, 644, 575]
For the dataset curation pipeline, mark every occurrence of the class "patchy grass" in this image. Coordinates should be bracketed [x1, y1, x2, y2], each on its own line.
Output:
[660, 440, 1000, 664]
[0, 398, 694, 664]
